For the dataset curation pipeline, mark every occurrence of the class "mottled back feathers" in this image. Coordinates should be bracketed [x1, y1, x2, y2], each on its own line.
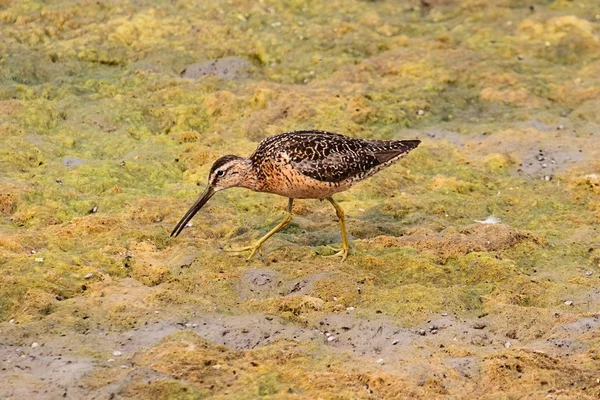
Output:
[250, 130, 420, 183]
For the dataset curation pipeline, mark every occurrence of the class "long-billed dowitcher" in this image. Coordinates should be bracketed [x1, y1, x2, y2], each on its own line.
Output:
[171, 130, 420, 261]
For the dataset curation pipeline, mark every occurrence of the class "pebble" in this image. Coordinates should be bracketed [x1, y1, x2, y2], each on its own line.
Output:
[346, 306, 355, 311]
[564, 300, 573, 306]
[441, 313, 448, 317]
[585, 271, 593, 276]
[376, 358, 384, 364]
[327, 336, 336, 342]
[416, 329, 426, 336]
[9, 319, 15, 324]
[543, 175, 552, 181]
[392, 339, 399, 345]
[505, 341, 511, 348]
[112, 351, 122, 356]
[31, 342, 39, 348]
[417, 109, 425, 116]
[84, 273, 94, 279]
[107, 358, 115, 362]
[473, 322, 487, 330]
[557, 124, 564, 130]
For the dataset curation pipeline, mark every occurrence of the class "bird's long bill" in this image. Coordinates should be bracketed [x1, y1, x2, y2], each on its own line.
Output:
[170, 186, 215, 237]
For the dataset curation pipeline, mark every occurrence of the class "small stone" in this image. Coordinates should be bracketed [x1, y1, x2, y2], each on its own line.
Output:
[31, 342, 39, 348]
[473, 322, 487, 330]
[392, 339, 399, 345]
[431, 329, 438, 335]
[327, 336, 336, 342]
[517, 55, 524, 60]
[376, 358, 384, 364]
[9, 319, 15, 324]
[541, 163, 547, 168]
[585, 271, 593, 276]
[325, 332, 331, 337]
[84, 273, 94, 279]
[557, 124, 564, 130]
[543, 175, 551, 181]
[564, 300, 573, 306]
[192, 323, 198, 328]
[107, 358, 115, 362]
[505, 341, 511, 348]
[112, 351, 122, 356]
[417, 109, 425, 116]
[185, 323, 192, 328]
[185, 222, 193, 228]
[333, 297, 338, 301]
[346, 306, 355, 311]
[416, 329, 426, 336]
[441, 313, 448, 316]
[120, 365, 128, 369]
[30, 250, 36, 254]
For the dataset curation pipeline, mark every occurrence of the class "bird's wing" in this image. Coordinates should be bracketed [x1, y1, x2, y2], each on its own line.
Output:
[263, 131, 420, 183]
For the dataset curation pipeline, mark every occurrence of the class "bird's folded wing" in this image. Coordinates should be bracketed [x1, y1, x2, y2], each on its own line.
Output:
[292, 148, 408, 183]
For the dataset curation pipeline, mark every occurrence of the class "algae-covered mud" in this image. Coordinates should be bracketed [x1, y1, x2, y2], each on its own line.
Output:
[1, 0, 600, 398]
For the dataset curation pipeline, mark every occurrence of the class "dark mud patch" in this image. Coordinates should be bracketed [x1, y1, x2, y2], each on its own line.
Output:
[414, 128, 596, 179]
[2, 311, 597, 398]
[237, 269, 283, 300]
[0, 345, 95, 399]
[237, 269, 332, 300]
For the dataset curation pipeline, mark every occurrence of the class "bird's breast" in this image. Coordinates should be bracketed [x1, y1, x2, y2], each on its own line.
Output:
[256, 162, 351, 199]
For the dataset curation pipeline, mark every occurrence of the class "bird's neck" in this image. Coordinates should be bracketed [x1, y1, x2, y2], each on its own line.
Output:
[237, 158, 262, 192]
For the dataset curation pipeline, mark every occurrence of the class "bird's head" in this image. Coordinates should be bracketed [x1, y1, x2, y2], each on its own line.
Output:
[170, 155, 251, 237]
[207, 155, 251, 191]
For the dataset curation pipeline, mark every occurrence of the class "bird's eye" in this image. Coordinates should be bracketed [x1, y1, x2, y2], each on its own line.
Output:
[216, 170, 225, 177]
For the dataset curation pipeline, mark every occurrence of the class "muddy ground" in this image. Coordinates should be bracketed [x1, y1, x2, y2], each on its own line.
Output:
[1, 0, 600, 399]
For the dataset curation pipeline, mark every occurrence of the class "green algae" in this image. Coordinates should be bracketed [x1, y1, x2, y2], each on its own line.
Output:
[1, 0, 600, 398]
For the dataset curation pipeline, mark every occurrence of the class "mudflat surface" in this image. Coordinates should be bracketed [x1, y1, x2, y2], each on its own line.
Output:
[1, 0, 600, 398]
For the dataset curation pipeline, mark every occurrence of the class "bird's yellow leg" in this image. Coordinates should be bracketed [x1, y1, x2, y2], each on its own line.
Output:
[226, 198, 294, 260]
[325, 197, 350, 262]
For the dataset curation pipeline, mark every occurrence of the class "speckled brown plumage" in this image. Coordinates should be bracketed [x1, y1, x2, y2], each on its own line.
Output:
[171, 129, 421, 261]
[248, 130, 420, 198]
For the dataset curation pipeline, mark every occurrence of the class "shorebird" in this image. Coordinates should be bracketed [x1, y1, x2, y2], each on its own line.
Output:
[171, 130, 420, 261]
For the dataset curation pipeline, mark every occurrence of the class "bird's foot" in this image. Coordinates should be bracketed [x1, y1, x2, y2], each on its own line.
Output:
[325, 245, 349, 262]
[224, 244, 263, 261]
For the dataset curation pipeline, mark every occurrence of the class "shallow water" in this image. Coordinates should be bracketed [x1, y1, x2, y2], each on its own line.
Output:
[1, 0, 599, 398]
